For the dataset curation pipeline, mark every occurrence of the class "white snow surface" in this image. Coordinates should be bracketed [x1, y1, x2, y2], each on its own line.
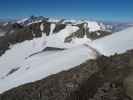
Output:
[0, 36, 47, 78]
[50, 23, 56, 35]
[71, 35, 92, 45]
[86, 21, 101, 32]
[48, 18, 61, 23]
[0, 44, 96, 93]
[0, 24, 95, 93]
[45, 24, 79, 48]
[40, 23, 44, 31]
[17, 18, 29, 24]
[63, 19, 83, 25]
[89, 27, 133, 56]
[0, 23, 133, 94]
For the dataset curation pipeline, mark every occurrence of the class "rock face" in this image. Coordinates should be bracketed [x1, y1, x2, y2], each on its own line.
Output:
[0, 50, 133, 100]
[64, 23, 112, 43]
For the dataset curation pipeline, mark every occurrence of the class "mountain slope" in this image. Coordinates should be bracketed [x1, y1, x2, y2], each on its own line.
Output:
[0, 18, 113, 56]
[0, 43, 98, 93]
[0, 49, 133, 100]
[89, 27, 133, 56]
[0, 17, 133, 96]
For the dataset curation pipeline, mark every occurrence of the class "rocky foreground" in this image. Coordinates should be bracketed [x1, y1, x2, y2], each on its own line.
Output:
[0, 50, 133, 100]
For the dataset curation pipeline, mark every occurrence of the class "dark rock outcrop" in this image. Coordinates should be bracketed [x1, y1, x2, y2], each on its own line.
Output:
[0, 36, 9, 56]
[53, 24, 66, 33]
[27, 47, 65, 58]
[0, 20, 51, 56]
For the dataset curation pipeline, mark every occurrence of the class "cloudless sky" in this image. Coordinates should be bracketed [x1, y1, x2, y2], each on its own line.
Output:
[0, 0, 133, 21]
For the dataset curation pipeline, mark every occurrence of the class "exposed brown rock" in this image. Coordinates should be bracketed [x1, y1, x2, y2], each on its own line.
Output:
[53, 24, 66, 33]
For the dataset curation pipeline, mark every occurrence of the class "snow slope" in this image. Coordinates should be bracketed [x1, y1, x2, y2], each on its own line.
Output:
[89, 27, 133, 56]
[0, 24, 96, 93]
[0, 45, 97, 93]
[0, 21, 133, 94]
[0, 24, 79, 79]
[45, 24, 80, 48]
[86, 21, 101, 32]
[0, 35, 47, 78]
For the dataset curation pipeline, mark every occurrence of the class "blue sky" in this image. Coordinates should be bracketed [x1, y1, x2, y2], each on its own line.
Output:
[0, 0, 133, 21]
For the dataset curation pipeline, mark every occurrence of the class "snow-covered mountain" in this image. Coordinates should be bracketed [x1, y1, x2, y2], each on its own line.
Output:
[0, 16, 133, 94]
[0, 17, 101, 93]
[0, 16, 132, 41]
[0, 16, 114, 56]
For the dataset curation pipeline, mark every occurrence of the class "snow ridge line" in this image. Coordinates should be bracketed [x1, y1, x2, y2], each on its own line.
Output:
[83, 43, 101, 57]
